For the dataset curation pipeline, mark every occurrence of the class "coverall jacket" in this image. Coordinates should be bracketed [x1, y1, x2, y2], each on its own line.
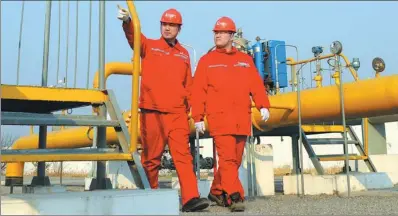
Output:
[122, 20, 198, 205]
[191, 47, 271, 202]
[191, 47, 270, 135]
[122, 21, 193, 113]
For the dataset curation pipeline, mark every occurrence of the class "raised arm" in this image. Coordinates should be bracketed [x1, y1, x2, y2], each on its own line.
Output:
[118, 6, 148, 57]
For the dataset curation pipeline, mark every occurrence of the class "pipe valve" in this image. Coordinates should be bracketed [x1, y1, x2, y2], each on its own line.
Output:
[312, 46, 323, 58]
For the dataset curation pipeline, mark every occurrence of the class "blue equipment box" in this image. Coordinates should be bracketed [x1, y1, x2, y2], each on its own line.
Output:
[266, 40, 288, 88]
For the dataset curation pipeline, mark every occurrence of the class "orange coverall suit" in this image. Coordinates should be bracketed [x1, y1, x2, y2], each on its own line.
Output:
[191, 47, 270, 201]
[123, 21, 199, 205]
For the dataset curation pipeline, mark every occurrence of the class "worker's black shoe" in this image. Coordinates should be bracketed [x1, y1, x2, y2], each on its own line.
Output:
[181, 197, 209, 212]
[208, 193, 226, 207]
[228, 192, 245, 212]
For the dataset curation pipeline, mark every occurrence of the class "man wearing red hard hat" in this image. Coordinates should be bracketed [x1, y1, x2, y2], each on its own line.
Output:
[191, 16, 271, 212]
[117, 6, 209, 212]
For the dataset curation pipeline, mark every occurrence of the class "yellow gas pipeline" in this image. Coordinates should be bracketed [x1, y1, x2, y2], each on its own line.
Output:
[5, 126, 121, 178]
[252, 74, 398, 131]
[6, 72, 398, 178]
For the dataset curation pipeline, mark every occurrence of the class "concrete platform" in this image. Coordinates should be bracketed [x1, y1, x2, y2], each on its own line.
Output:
[22, 185, 67, 194]
[104, 161, 139, 189]
[283, 172, 395, 195]
[1, 189, 179, 215]
[358, 154, 398, 184]
[172, 177, 213, 198]
[241, 143, 275, 196]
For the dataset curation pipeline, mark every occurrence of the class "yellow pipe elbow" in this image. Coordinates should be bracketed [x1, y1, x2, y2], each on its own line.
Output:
[92, 62, 138, 89]
[339, 53, 359, 81]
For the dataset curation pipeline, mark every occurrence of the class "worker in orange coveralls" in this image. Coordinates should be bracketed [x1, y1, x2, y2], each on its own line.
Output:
[191, 16, 271, 212]
[117, 6, 209, 212]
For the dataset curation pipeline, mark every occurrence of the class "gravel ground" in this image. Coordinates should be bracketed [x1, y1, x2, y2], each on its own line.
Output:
[183, 195, 398, 215]
[3, 177, 398, 215]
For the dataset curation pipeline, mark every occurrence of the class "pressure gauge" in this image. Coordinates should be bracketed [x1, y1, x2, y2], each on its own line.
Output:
[372, 57, 385, 73]
[330, 41, 343, 55]
[352, 58, 360, 71]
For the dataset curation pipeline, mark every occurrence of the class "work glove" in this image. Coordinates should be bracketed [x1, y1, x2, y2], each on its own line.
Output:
[195, 121, 206, 134]
[117, 5, 130, 22]
[260, 108, 270, 122]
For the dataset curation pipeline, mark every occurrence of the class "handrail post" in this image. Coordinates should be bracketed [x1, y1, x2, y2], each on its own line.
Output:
[363, 118, 369, 156]
[126, 1, 141, 153]
[336, 54, 351, 197]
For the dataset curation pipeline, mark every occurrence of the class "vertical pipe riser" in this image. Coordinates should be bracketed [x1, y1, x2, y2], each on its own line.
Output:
[37, 0, 52, 181]
[65, 2, 70, 87]
[16, 1, 25, 85]
[56, 2, 61, 84]
[73, 2, 79, 88]
[95, 0, 107, 189]
[86, 1, 93, 89]
[42, 1, 52, 87]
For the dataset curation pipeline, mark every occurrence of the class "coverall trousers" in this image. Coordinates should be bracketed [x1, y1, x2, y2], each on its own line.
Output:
[210, 135, 246, 200]
[140, 109, 199, 205]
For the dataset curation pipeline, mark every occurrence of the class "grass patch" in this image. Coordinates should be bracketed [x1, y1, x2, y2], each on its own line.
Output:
[21, 166, 344, 179]
[25, 170, 89, 178]
[274, 165, 343, 176]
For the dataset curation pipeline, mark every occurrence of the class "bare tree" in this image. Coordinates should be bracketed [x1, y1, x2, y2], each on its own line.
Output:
[1, 132, 57, 175]
[31, 161, 52, 172]
[51, 162, 67, 175]
[1, 132, 18, 172]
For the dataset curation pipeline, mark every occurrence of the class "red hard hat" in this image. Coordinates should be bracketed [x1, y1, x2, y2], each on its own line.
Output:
[213, 16, 236, 33]
[160, 9, 182, 25]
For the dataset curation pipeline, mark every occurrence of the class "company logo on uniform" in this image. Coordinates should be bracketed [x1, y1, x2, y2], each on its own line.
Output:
[208, 64, 227, 68]
[174, 52, 188, 60]
[234, 62, 250, 68]
[151, 48, 170, 55]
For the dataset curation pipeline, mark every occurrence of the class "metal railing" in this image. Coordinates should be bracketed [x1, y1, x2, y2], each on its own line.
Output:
[284, 49, 370, 197]
[13, 1, 94, 89]
[126, 0, 141, 153]
[2, 0, 147, 189]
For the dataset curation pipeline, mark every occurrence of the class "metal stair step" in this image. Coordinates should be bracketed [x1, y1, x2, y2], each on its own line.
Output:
[1, 112, 120, 127]
[0, 148, 132, 162]
[317, 154, 365, 161]
[308, 138, 359, 145]
[1, 85, 108, 113]
[302, 125, 345, 133]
